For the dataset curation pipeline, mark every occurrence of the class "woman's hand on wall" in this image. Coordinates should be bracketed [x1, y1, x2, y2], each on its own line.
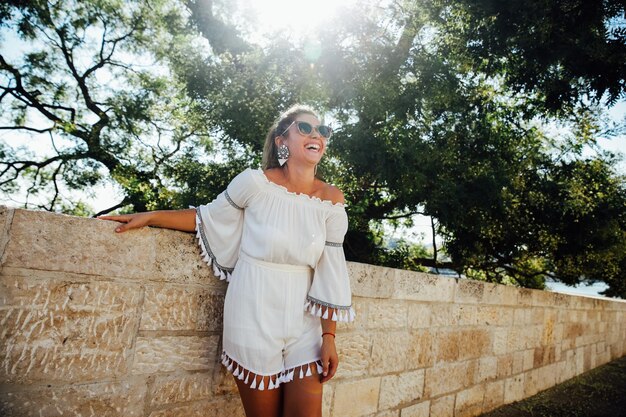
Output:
[99, 209, 197, 233]
[98, 212, 154, 233]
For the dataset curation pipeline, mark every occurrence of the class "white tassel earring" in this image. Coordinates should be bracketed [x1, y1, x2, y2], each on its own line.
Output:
[277, 144, 289, 166]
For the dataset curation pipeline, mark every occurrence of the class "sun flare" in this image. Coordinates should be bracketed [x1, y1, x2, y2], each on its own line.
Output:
[243, 0, 357, 39]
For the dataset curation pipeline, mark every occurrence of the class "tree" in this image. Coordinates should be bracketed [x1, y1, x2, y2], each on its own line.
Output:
[3, 0, 626, 297]
[435, 0, 626, 112]
[0, 0, 229, 214]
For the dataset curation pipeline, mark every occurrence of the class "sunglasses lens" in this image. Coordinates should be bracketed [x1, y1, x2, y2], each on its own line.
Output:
[318, 125, 332, 138]
[296, 122, 313, 135]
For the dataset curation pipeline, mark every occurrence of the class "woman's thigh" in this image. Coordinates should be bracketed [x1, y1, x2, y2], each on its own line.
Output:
[282, 363, 323, 417]
[234, 375, 282, 417]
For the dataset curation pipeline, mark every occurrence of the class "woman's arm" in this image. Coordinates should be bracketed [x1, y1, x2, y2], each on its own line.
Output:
[320, 316, 338, 383]
[98, 208, 196, 233]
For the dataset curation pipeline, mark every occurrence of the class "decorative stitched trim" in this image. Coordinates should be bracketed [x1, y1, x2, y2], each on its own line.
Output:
[305, 296, 356, 322]
[325, 241, 343, 247]
[221, 351, 322, 390]
[224, 190, 243, 210]
[195, 208, 234, 281]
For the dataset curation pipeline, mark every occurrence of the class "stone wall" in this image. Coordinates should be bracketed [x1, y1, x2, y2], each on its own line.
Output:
[1, 206, 625, 417]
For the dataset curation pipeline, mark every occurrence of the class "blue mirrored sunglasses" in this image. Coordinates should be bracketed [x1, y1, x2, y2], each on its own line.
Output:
[281, 121, 332, 139]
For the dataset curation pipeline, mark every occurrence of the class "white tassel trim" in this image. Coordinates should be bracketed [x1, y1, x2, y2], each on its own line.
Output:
[221, 351, 323, 390]
[304, 299, 356, 322]
[195, 215, 234, 282]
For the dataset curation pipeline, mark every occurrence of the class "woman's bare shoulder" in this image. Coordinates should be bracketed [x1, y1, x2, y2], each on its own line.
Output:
[320, 182, 345, 205]
[263, 168, 284, 183]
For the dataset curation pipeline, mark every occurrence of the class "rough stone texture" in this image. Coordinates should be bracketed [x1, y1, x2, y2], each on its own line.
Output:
[424, 361, 477, 398]
[400, 401, 430, 417]
[149, 372, 215, 406]
[148, 397, 244, 417]
[430, 394, 455, 417]
[482, 380, 505, 413]
[0, 206, 14, 264]
[455, 384, 485, 417]
[141, 284, 224, 331]
[367, 299, 408, 329]
[379, 369, 425, 409]
[334, 332, 371, 379]
[332, 377, 380, 417]
[370, 331, 410, 374]
[0, 274, 142, 383]
[132, 336, 219, 374]
[0, 380, 147, 417]
[393, 269, 455, 303]
[1, 208, 626, 417]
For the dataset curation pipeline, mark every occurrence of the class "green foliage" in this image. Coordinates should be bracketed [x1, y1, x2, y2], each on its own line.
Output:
[435, 0, 626, 112]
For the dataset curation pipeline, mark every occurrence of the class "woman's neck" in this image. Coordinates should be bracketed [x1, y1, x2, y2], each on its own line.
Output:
[282, 164, 316, 193]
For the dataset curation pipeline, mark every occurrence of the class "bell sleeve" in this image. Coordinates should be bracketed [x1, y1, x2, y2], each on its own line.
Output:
[305, 207, 356, 322]
[195, 168, 258, 282]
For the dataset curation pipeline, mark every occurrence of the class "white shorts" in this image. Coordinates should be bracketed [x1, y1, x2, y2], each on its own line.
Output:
[221, 252, 323, 390]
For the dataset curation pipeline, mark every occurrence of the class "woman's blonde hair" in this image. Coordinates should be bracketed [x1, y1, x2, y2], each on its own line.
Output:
[262, 104, 321, 170]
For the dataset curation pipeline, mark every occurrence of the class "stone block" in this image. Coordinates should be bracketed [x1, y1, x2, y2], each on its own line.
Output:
[370, 331, 410, 374]
[332, 377, 380, 417]
[455, 280, 485, 304]
[475, 305, 513, 326]
[477, 356, 497, 383]
[348, 262, 394, 299]
[152, 228, 222, 285]
[424, 361, 477, 398]
[338, 296, 368, 331]
[458, 329, 492, 360]
[433, 330, 460, 363]
[537, 363, 557, 392]
[517, 288, 534, 306]
[430, 394, 455, 417]
[496, 354, 514, 378]
[503, 374, 525, 404]
[334, 332, 371, 379]
[482, 380, 505, 413]
[400, 401, 430, 417]
[148, 397, 244, 417]
[367, 299, 408, 329]
[429, 304, 457, 327]
[513, 308, 530, 325]
[512, 351, 525, 374]
[393, 270, 455, 303]
[493, 329, 508, 355]
[132, 335, 219, 374]
[481, 283, 518, 306]
[140, 284, 224, 331]
[0, 379, 146, 417]
[407, 303, 431, 329]
[150, 372, 215, 406]
[322, 382, 334, 417]
[0, 275, 142, 383]
[405, 330, 434, 369]
[455, 384, 485, 417]
[3, 210, 156, 279]
[523, 368, 540, 397]
[0, 206, 14, 263]
[379, 369, 425, 409]
[455, 304, 478, 326]
[375, 411, 400, 417]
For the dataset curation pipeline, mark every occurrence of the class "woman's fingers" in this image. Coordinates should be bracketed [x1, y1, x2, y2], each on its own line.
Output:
[97, 214, 146, 233]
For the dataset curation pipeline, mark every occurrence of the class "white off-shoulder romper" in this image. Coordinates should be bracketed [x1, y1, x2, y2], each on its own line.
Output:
[195, 168, 355, 390]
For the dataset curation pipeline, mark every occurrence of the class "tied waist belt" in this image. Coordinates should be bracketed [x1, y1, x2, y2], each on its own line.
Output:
[238, 251, 313, 273]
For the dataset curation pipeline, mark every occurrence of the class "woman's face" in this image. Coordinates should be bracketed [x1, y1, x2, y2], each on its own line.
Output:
[279, 113, 327, 166]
